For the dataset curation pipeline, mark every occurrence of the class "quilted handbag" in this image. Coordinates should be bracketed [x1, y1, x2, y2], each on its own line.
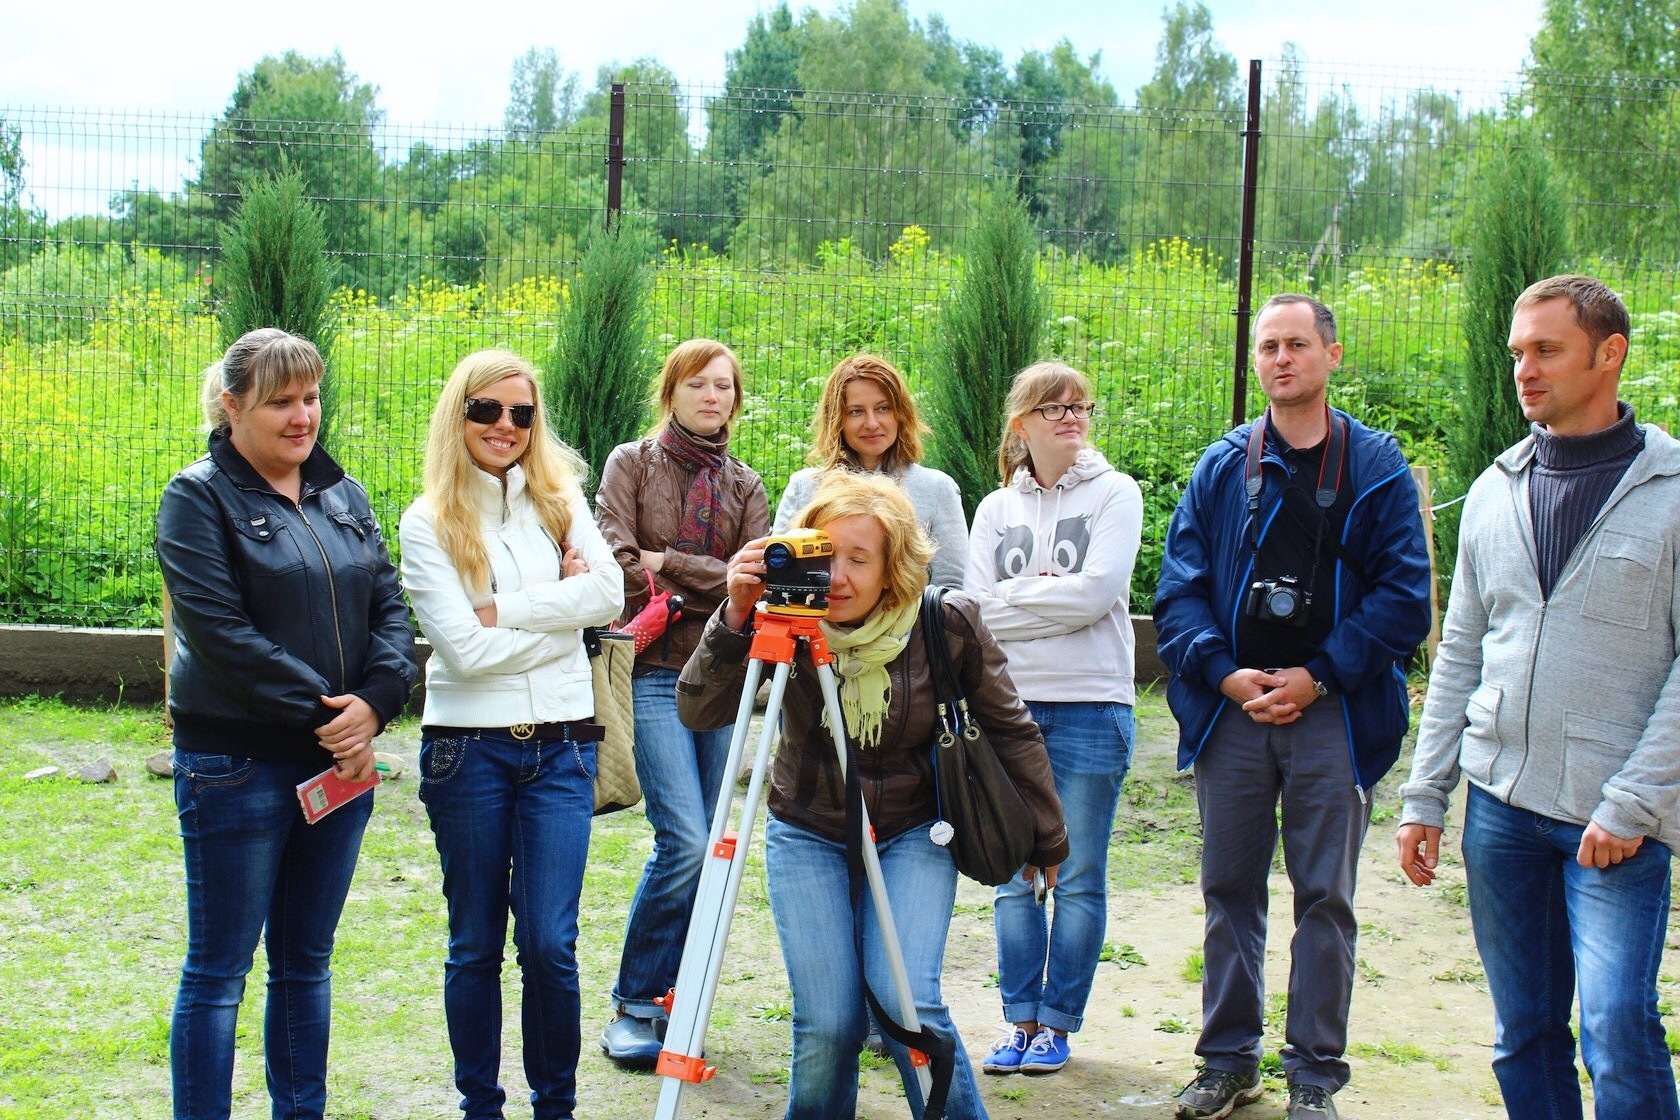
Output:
[585, 627, 640, 815]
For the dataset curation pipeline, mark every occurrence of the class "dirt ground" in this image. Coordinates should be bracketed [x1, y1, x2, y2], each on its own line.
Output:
[521, 694, 1677, 1120]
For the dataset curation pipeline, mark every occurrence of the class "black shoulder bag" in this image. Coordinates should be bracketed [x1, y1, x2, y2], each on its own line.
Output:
[920, 585, 1037, 887]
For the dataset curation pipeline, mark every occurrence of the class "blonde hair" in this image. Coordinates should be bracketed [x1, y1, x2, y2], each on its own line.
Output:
[997, 361, 1094, 485]
[807, 354, 927, 472]
[201, 328, 324, 432]
[651, 338, 744, 434]
[421, 349, 588, 595]
[791, 471, 935, 615]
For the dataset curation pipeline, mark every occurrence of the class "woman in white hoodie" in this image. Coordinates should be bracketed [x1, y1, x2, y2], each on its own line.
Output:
[400, 349, 623, 1120]
[964, 361, 1143, 1077]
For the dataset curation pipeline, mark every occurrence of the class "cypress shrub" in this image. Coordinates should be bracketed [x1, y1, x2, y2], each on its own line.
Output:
[217, 169, 340, 442]
[1437, 136, 1568, 599]
[925, 187, 1044, 519]
[545, 221, 654, 492]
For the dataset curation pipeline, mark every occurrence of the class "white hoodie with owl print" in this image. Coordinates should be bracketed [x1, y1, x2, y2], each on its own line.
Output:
[963, 447, 1143, 705]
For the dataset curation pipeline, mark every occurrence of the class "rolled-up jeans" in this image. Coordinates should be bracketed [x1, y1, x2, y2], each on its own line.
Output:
[170, 748, 372, 1120]
[994, 699, 1133, 1033]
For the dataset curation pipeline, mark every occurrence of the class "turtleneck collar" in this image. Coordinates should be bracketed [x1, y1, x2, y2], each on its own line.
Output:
[1532, 401, 1643, 471]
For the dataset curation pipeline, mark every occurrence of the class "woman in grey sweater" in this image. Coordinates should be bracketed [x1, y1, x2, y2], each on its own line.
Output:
[772, 354, 966, 587]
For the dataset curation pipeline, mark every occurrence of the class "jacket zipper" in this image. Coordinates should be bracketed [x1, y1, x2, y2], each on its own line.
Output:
[295, 495, 348, 693]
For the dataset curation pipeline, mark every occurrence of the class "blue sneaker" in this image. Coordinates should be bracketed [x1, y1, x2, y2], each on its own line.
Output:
[981, 1025, 1029, 1074]
[1018, 1027, 1070, 1074]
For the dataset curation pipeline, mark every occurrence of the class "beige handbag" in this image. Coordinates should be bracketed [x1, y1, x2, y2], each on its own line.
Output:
[587, 628, 641, 815]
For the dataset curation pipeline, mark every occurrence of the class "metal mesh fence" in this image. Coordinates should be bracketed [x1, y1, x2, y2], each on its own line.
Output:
[3, 61, 1679, 627]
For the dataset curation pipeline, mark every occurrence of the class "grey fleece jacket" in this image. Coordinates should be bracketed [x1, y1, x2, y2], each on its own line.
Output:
[1400, 424, 1680, 853]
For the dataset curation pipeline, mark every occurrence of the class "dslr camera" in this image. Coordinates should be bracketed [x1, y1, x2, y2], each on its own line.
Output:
[1244, 574, 1310, 628]
[761, 528, 833, 615]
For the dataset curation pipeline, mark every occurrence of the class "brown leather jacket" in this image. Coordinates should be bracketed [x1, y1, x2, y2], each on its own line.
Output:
[677, 592, 1069, 868]
[595, 437, 770, 673]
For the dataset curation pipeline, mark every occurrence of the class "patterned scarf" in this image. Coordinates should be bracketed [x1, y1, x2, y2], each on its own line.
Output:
[819, 596, 919, 749]
[658, 421, 730, 559]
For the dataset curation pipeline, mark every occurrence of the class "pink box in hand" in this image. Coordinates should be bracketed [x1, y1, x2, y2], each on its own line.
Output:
[296, 767, 381, 824]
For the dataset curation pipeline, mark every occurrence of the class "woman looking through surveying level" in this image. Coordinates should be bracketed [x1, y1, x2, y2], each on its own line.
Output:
[678, 472, 1068, 1120]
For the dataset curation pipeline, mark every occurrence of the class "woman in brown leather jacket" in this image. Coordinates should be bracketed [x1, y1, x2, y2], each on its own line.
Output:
[679, 472, 1066, 1120]
[593, 338, 770, 1066]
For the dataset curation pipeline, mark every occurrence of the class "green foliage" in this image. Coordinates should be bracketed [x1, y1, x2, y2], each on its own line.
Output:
[1440, 133, 1568, 590]
[1527, 0, 1680, 256]
[505, 47, 582, 139]
[217, 170, 342, 443]
[925, 188, 1044, 518]
[194, 51, 383, 288]
[0, 115, 47, 273]
[545, 223, 654, 487]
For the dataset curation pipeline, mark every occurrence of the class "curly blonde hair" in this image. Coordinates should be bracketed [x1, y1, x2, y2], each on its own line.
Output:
[791, 471, 935, 615]
[807, 354, 927, 473]
[421, 349, 588, 594]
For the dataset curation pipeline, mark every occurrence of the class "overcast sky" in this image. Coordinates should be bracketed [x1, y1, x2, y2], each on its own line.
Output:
[3, 0, 1543, 219]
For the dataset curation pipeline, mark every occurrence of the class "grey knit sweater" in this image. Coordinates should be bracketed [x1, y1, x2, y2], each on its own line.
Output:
[1400, 424, 1680, 852]
[772, 462, 968, 588]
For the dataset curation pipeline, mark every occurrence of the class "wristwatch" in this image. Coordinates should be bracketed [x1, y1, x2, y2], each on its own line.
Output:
[1312, 677, 1330, 699]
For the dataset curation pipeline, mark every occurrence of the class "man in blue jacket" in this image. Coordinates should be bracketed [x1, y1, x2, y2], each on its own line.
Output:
[1156, 294, 1432, 1120]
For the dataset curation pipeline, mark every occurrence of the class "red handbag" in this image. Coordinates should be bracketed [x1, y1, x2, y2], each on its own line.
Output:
[621, 570, 684, 656]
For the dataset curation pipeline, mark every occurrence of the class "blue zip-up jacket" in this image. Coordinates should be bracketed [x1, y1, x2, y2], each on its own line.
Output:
[1154, 409, 1432, 792]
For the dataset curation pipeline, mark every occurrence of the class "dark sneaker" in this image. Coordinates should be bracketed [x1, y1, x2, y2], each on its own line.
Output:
[863, 1029, 886, 1055]
[1018, 1027, 1070, 1074]
[1286, 1082, 1338, 1120]
[600, 1013, 661, 1070]
[981, 1025, 1029, 1074]
[1175, 1066, 1264, 1119]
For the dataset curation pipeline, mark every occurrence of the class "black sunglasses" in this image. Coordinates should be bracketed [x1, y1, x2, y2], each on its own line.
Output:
[464, 398, 536, 428]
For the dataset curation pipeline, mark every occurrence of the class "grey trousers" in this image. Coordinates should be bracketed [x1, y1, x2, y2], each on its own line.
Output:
[1191, 701, 1371, 1091]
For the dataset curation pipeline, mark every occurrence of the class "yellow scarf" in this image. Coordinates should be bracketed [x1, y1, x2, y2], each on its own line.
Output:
[819, 596, 919, 749]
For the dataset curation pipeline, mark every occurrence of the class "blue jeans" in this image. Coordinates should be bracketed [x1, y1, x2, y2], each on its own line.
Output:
[419, 729, 595, 1120]
[611, 669, 732, 1018]
[766, 815, 987, 1120]
[994, 700, 1133, 1033]
[1462, 786, 1678, 1120]
[170, 748, 372, 1120]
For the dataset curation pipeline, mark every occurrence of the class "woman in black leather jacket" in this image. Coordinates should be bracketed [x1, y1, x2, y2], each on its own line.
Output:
[156, 328, 416, 1120]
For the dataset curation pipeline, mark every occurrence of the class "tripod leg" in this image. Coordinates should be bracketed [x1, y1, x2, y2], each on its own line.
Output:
[653, 657, 792, 1120]
[812, 660, 937, 1106]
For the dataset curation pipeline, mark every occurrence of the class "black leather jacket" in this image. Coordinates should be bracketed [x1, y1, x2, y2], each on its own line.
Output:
[157, 431, 416, 762]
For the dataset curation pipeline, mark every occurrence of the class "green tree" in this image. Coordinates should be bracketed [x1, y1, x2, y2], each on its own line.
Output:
[925, 188, 1045, 518]
[195, 52, 383, 286]
[1526, 0, 1680, 255]
[0, 116, 46, 272]
[1439, 133, 1569, 597]
[1129, 2, 1243, 260]
[708, 2, 806, 165]
[506, 47, 582, 139]
[217, 170, 342, 444]
[729, 0, 988, 260]
[544, 223, 653, 489]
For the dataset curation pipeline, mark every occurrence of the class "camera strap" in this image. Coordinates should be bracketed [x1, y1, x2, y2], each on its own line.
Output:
[1244, 405, 1347, 573]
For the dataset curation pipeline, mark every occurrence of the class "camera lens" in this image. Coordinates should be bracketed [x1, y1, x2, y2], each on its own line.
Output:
[1267, 587, 1299, 617]
[764, 542, 793, 570]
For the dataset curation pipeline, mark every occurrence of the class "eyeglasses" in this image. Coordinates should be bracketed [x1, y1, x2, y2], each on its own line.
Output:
[1031, 401, 1097, 421]
[464, 398, 536, 428]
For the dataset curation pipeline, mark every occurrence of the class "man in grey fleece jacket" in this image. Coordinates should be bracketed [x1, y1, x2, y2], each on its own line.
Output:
[1398, 275, 1680, 1120]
